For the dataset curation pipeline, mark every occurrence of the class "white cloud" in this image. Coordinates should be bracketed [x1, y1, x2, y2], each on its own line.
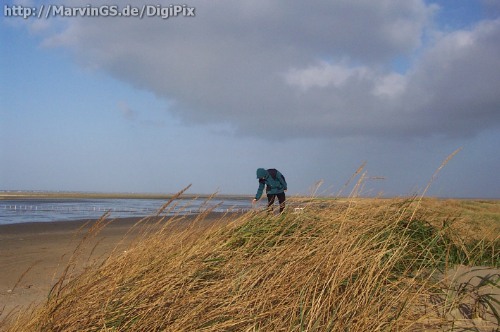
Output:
[285, 61, 370, 91]
[372, 73, 407, 98]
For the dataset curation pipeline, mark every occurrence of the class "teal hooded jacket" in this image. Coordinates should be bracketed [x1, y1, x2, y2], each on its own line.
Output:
[255, 168, 287, 200]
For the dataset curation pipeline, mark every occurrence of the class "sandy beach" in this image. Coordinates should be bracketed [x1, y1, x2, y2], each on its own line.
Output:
[0, 214, 224, 323]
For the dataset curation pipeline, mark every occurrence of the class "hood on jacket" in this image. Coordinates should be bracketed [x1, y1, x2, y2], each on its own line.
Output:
[256, 168, 268, 179]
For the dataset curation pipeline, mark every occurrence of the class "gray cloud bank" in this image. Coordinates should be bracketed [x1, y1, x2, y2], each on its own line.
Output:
[41, 0, 500, 139]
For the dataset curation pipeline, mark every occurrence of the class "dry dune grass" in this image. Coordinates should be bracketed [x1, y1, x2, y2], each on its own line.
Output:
[2, 192, 498, 331]
[414, 198, 500, 242]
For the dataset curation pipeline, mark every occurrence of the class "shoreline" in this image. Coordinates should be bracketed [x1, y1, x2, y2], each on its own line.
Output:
[0, 216, 143, 234]
[0, 195, 254, 226]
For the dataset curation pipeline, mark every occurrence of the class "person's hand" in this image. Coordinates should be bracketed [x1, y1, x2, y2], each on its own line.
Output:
[252, 198, 258, 205]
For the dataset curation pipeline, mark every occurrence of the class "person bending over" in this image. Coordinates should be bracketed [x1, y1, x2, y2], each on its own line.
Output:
[252, 168, 287, 214]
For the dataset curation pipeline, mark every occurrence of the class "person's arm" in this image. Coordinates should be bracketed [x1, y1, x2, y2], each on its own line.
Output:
[254, 178, 266, 201]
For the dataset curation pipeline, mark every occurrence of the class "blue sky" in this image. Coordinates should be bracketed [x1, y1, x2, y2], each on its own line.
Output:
[1, 0, 499, 198]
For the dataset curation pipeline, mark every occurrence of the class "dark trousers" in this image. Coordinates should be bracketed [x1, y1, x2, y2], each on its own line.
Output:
[267, 192, 286, 213]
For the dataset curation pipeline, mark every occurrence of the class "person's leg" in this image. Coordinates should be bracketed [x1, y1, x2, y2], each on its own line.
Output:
[277, 192, 286, 213]
[267, 194, 276, 213]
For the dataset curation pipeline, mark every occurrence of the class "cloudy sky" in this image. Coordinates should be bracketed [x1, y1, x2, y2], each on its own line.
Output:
[1, 0, 499, 198]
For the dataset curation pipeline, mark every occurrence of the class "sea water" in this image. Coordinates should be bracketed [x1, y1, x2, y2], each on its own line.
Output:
[0, 197, 253, 225]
